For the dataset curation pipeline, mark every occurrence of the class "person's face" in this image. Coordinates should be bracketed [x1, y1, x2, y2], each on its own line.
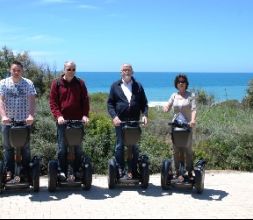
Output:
[64, 64, 76, 78]
[10, 64, 23, 80]
[177, 77, 187, 91]
[121, 65, 133, 83]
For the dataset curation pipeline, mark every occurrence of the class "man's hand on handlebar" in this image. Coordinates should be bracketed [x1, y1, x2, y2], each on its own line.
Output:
[26, 115, 34, 126]
[142, 116, 148, 126]
[82, 116, 89, 124]
[57, 116, 65, 125]
[1, 116, 11, 125]
[113, 116, 121, 127]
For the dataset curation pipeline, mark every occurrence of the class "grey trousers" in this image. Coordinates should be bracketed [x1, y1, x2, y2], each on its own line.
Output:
[172, 130, 193, 173]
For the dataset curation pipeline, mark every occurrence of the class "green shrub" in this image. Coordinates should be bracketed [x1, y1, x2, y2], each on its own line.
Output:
[140, 130, 171, 173]
[194, 89, 215, 105]
[243, 79, 253, 108]
[83, 113, 115, 174]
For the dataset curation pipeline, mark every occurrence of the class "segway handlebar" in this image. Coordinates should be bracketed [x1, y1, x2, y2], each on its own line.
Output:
[168, 121, 191, 130]
[10, 119, 27, 127]
[64, 120, 84, 123]
[120, 121, 145, 125]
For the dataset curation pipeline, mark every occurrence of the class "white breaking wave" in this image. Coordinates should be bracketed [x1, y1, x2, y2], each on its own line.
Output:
[148, 101, 167, 107]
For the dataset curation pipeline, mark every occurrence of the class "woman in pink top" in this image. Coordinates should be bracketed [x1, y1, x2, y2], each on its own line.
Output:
[164, 74, 197, 178]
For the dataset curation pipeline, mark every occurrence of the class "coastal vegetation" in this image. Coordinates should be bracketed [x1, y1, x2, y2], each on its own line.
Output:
[0, 47, 253, 174]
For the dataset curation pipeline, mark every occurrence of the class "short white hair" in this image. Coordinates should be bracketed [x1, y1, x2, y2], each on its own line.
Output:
[121, 63, 133, 71]
[64, 61, 76, 69]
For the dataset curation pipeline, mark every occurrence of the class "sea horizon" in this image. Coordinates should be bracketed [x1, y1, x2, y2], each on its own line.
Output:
[76, 72, 253, 104]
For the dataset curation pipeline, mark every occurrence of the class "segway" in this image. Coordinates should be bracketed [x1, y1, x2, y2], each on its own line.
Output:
[161, 119, 206, 194]
[0, 120, 40, 193]
[48, 120, 92, 192]
[108, 121, 150, 189]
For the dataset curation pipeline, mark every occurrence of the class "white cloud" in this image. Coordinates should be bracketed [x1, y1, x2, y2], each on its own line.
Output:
[40, 0, 74, 4]
[79, 4, 99, 10]
[0, 22, 26, 34]
[104, 0, 122, 4]
[29, 50, 56, 57]
[26, 35, 64, 43]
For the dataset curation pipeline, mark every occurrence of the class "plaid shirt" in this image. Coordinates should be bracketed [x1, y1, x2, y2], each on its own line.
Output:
[0, 77, 37, 121]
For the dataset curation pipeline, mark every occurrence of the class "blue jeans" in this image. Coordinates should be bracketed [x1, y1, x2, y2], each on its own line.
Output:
[57, 124, 83, 173]
[115, 125, 139, 174]
[2, 125, 31, 174]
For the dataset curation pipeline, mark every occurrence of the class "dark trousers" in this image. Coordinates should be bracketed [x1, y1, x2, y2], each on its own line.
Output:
[115, 125, 139, 174]
[2, 125, 31, 174]
[57, 124, 83, 173]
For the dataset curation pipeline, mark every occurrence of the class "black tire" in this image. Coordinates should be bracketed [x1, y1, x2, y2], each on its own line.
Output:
[161, 159, 172, 190]
[32, 157, 41, 192]
[194, 169, 205, 194]
[0, 161, 4, 193]
[48, 160, 58, 193]
[82, 157, 92, 191]
[140, 163, 149, 189]
[108, 159, 117, 189]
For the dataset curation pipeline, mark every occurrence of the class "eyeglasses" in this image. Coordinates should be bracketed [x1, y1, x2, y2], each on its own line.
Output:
[122, 69, 132, 72]
[66, 68, 76, 72]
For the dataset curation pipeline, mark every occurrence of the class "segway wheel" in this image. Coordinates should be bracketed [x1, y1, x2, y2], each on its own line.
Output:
[48, 160, 58, 192]
[0, 161, 3, 193]
[108, 159, 117, 189]
[32, 157, 41, 192]
[161, 159, 172, 190]
[82, 157, 92, 191]
[140, 163, 149, 189]
[194, 169, 205, 194]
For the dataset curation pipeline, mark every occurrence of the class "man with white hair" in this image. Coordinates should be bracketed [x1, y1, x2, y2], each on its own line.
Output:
[107, 64, 148, 179]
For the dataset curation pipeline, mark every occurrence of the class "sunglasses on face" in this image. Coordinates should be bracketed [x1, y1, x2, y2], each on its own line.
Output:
[66, 68, 76, 72]
[178, 80, 186, 84]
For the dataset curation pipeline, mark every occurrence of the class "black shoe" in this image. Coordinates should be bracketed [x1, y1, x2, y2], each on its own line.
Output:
[132, 171, 140, 179]
[188, 171, 194, 181]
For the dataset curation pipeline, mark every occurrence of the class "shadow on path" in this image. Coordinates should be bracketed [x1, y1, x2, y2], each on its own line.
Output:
[0, 183, 228, 202]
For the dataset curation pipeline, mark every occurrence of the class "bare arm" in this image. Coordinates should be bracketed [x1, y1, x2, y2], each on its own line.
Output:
[0, 95, 6, 117]
[163, 93, 175, 113]
[29, 95, 36, 117]
[163, 102, 173, 112]
[190, 110, 197, 128]
[0, 95, 10, 124]
[26, 95, 36, 125]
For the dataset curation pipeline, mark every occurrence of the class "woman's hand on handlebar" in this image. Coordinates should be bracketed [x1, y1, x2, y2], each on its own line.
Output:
[189, 120, 196, 128]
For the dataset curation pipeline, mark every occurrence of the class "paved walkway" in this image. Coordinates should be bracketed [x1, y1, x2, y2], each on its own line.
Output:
[0, 171, 252, 219]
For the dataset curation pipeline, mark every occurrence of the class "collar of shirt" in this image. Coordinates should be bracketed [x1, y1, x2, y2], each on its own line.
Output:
[122, 78, 133, 86]
[121, 79, 133, 103]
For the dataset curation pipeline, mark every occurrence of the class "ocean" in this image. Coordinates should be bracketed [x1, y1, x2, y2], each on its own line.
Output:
[76, 72, 253, 105]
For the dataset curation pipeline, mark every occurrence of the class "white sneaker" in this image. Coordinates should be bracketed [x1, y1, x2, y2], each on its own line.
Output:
[67, 175, 75, 182]
[59, 172, 66, 181]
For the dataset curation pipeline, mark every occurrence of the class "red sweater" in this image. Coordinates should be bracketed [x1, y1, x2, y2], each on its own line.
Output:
[49, 76, 90, 120]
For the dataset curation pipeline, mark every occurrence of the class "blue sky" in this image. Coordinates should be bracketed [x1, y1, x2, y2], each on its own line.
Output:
[0, 0, 252, 72]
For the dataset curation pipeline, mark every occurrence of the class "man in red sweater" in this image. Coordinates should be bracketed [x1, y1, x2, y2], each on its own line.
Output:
[49, 61, 90, 181]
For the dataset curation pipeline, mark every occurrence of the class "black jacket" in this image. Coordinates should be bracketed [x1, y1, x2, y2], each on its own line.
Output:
[107, 77, 148, 121]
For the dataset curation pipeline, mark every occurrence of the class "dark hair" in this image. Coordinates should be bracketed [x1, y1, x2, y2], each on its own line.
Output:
[174, 74, 189, 90]
[11, 61, 23, 69]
